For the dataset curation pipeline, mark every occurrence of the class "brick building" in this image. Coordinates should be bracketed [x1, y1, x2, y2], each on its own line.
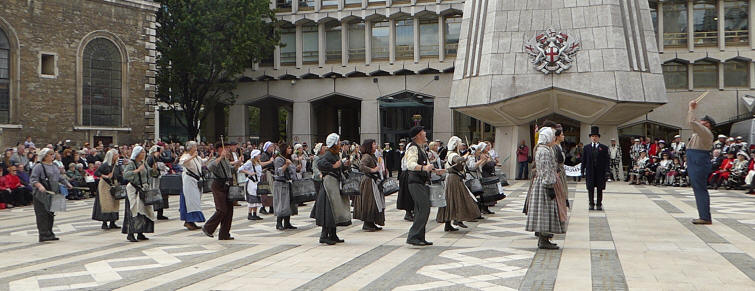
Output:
[0, 0, 159, 148]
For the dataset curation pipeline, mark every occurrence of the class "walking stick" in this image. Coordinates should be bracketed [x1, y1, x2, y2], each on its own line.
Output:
[694, 91, 709, 103]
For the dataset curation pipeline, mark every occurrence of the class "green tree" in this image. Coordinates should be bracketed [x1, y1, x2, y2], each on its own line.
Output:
[155, 0, 279, 140]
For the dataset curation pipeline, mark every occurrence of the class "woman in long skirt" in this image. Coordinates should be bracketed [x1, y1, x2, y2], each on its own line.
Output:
[553, 129, 569, 224]
[123, 146, 160, 242]
[313, 133, 352, 245]
[311, 143, 325, 200]
[259, 142, 277, 214]
[178, 141, 207, 230]
[240, 150, 263, 220]
[30, 148, 73, 242]
[524, 127, 564, 249]
[274, 144, 299, 230]
[437, 136, 481, 231]
[355, 139, 386, 231]
[92, 149, 122, 230]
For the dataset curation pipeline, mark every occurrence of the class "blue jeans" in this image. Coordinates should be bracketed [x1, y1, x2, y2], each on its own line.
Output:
[517, 161, 529, 179]
[687, 149, 712, 221]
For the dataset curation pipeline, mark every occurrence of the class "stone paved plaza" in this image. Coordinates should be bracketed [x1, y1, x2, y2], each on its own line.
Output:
[1, 181, 754, 291]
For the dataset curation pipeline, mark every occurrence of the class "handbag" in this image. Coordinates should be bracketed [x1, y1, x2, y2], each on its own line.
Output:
[110, 184, 127, 200]
[159, 174, 183, 195]
[380, 178, 399, 196]
[137, 169, 163, 206]
[340, 171, 362, 197]
[292, 178, 317, 203]
[480, 183, 506, 203]
[227, 185, 246, 202]
[464, 178, 484, 195]
[257, 172, 272, 195]
[481, 176, 500, 185]
[429, 181, 446, 207]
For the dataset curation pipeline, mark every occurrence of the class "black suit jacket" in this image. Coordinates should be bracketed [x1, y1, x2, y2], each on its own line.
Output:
[581, 143, 610, 190]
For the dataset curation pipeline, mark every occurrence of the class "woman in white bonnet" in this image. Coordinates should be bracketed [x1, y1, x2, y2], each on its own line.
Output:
[312, 133, 352, 245]
[436, 136, 481, 232]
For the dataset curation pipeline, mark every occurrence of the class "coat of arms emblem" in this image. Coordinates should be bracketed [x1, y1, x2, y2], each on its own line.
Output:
[524, 28, 581, 74]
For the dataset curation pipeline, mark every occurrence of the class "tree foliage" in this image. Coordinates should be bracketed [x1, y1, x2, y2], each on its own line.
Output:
[155, 0, 279, 140]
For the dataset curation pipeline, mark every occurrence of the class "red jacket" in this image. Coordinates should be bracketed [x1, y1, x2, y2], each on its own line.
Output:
[717, 158, 734, 172]
[4, 174, 22, 190]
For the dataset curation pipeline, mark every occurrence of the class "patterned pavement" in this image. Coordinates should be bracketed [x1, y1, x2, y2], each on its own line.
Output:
[0, 181, 754, 290]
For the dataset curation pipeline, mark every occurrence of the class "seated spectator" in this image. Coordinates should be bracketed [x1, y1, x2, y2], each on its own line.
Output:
[728, 152, 750, 189]
[5, 162, 31, 206]
[629, 151, 649, 185]
[654, 153, 672, 186]
[643, 157, 659, 185]
[84, 162, 99, 197]
[66, 163, 86, 200]
[0, 166, 15, 208]
[666, 157, 683, 186]
[709, 151, 735, 189]
[745, 152, 755, 194]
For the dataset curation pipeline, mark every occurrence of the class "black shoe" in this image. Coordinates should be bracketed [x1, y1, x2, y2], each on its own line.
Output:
[538, 236, 559, 250]
[127, 234, 138, 242]
[363, 224, 379, 232]
[249, 213, 262, 220]
[285, 224, 298, 230]
[453, 221, 468, 228]
[137, 233, 149, 240]
[482, 207, 495, 215]
[534, 232, 554, 238]
[276, 224, 285, 230]
[109, 222, 120, 229]
[404, 214, 414, 222]
[102, 222, 109, 229]
[259, 208, 268, 215]
[596, 205, 603, 211]
[319, 237, 336, 245]
[157, 215, 169, 220]
[202, 226, 214, 238]
[422, 240, 433, 246]
[39, 236, 59, 242]
[332, 234, 344, 243]
[444, 223, 458, 232]
[476, 216, 485, 220]
[589, 205, 595, 211]
[219, 236, 235, 240]
[248, 213, 254, 220]
[407, 240, 426, 246]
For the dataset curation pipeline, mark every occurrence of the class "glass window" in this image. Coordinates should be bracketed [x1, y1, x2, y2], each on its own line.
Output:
[662, 62, 689, 89]
[372, 20, 389, 60]
[693, 61, 718, 88]
[82, 38, 122, 127]
[299, 0, 315, 10]
[0, 28, 9, 123]
[368, 0, 385, 6]
[322, 0, 338, 6]
[280, 25, 296, 65]
[348, 21, 365, 61]
[277, 0, 292, 9]
[725, 1, 749, 45]
[724, 60, 748, 87]
[445, 15, 461, 55]
[325, 21, 342, 62]
[693, 1, 718, 46]
[302, 24, 318, 64]
[344, 0, 361, 6]
[395, 19, 413, 59]
[663, 1, 688, 47]
[419, 17, 439, 57]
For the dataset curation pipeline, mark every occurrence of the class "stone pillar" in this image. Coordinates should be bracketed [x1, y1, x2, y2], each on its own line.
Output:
[318, 22, 326, 67]
[389, 19, 396, 64]
[438, 15, 445, 62]
[296, 24, 303, 68]
[658, 2, 664, 54]
[292, 102, 313, 146]
[338, 0, 344, 10]
[495, 125, 530, 179]
[342, 21, 349, 66]
[316, 0, 321, 11]
[432, 96, 453, 143]
[365, 20, 372, 65]
[687, 1, 694, 52]
[413, 17, 420, 63]
[362, 0, 368, 9]
[718, 0, 725, 51]
[274, 45, 281, 70]
[749, 62, 755, 89]
[360, 99, 380, 142]
[270, 0, 276, 10]
[751, 0, 755, 49]
[228, 104, 248, 141]
[293, 0, 299, 13]
[718, 62, 725, 90]
[687, 63, 694, 90]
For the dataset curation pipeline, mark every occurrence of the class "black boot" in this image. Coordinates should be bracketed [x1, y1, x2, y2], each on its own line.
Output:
[259, 207, 268, 215]
[319, 227, 335, 245]
[537, 234, 558, 249]
[444, 222, 458, 232]
[330, 227, 344, 243]
[276, 217, 284, 230]
[127, 233, 138, 242]
[453, 221, 468, 228]
[403, 211, 414, 222]
[157, 209, 169, 220]
[137, 233, 149, 240]
[284, 216, 297, 229]
[109, 221, 120, 229]
[101, 221, 108, 229]
[482, 205, 495, 215]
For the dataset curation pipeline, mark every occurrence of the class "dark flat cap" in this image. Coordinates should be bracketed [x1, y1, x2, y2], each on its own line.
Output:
[410, 126, 425, 138]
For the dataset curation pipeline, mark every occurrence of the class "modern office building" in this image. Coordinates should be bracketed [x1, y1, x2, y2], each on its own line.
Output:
[0, 0, 159, 147]
[170, 0, 753, 176]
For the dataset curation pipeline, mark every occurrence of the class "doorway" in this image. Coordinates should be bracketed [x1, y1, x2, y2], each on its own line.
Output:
[379, 91, 434, 145]
[529, 114, 581, 165]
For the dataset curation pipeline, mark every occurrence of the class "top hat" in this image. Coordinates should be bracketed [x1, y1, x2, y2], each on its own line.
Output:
[589, 126, 600, 137]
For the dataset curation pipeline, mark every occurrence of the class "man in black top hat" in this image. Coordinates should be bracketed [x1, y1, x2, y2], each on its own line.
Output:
[581, 126, 610, 211]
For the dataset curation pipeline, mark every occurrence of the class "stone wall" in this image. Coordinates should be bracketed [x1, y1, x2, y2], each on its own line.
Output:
[0, 0, 157, 148]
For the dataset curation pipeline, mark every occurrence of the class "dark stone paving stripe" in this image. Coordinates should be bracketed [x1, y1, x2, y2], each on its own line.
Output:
[717, 218, 755, 241]
[675, 218, 728, 243]
[590, 249, 628, 291]
[292, 245, 400, 291]
[719, 253, 755, 281]
[589, 216, 613, 241]
[649, 199, 684, 214]
[0, 242, 125, 275]
[143, 244, 298, 291]
[518, 249, 562, 291]
[361, 247, 448, 290]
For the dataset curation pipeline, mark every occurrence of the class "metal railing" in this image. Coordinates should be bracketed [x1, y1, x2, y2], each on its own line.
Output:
[694, 31, 718, 46]
[663, 32, 687, 47]
[445, 43, 458, 55]
[725, 30, 749, 45]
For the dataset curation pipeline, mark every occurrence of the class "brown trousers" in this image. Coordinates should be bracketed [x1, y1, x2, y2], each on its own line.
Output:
[205, 181, 234, 239]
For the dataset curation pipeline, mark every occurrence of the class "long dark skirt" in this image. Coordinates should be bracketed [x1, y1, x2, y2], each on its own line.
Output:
[311, 187, 352, 228]
[92, 194, 119, 222]
[353, 177, 385, 226]
[436, 174, 481, 223]
[121, 197, 155, 234]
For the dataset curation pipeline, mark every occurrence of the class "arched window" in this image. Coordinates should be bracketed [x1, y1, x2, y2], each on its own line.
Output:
[693, 60, 718, 88]
[724, 59, 749, 87]
[662, 61, 688, 89]
[82, 38, 122, 126]
[0, 28, 10, 123]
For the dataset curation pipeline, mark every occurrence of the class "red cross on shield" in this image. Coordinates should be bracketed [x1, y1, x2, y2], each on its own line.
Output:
[546, 47, 558, 63]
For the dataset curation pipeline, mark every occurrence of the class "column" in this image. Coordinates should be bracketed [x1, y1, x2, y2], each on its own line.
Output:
[687, 0, 694, 52]
[432, 95, 453, 143]
[750, 62, 755, 89]
[718, 62, 724, 90]
[438, 15, 445, 62]
[154, 106, 160, 141]
[274, 45, 281, 70]
[293, 0, 299, 13]
[751, 0, 755, 49]
[292, 102, 313, 146]
[413, 17, 420, 63]
[389, 19, 396, 63]
[658, 2, 664, 53]
[342, 21, 349, 66]
[496, 125, 531, 179]
[318, 22, 326, 67]
[688, 63, 694, 90]
[360, 100, 380, 142]
[228, 104, 249, 141]
[296, 24, 303, 68]
[362, 0, 368, 8]
[366, 20, 372, 65]
[718, 0, 725, 51]
[338, 0, 344, 10]
[316, 0, 321, 11]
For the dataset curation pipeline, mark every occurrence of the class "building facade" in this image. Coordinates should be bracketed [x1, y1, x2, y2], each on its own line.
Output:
[174, 0, 752, 176]
[0, 0, 159, 148]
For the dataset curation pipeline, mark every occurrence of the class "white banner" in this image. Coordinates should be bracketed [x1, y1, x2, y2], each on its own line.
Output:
[565, 163, 582, 177]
